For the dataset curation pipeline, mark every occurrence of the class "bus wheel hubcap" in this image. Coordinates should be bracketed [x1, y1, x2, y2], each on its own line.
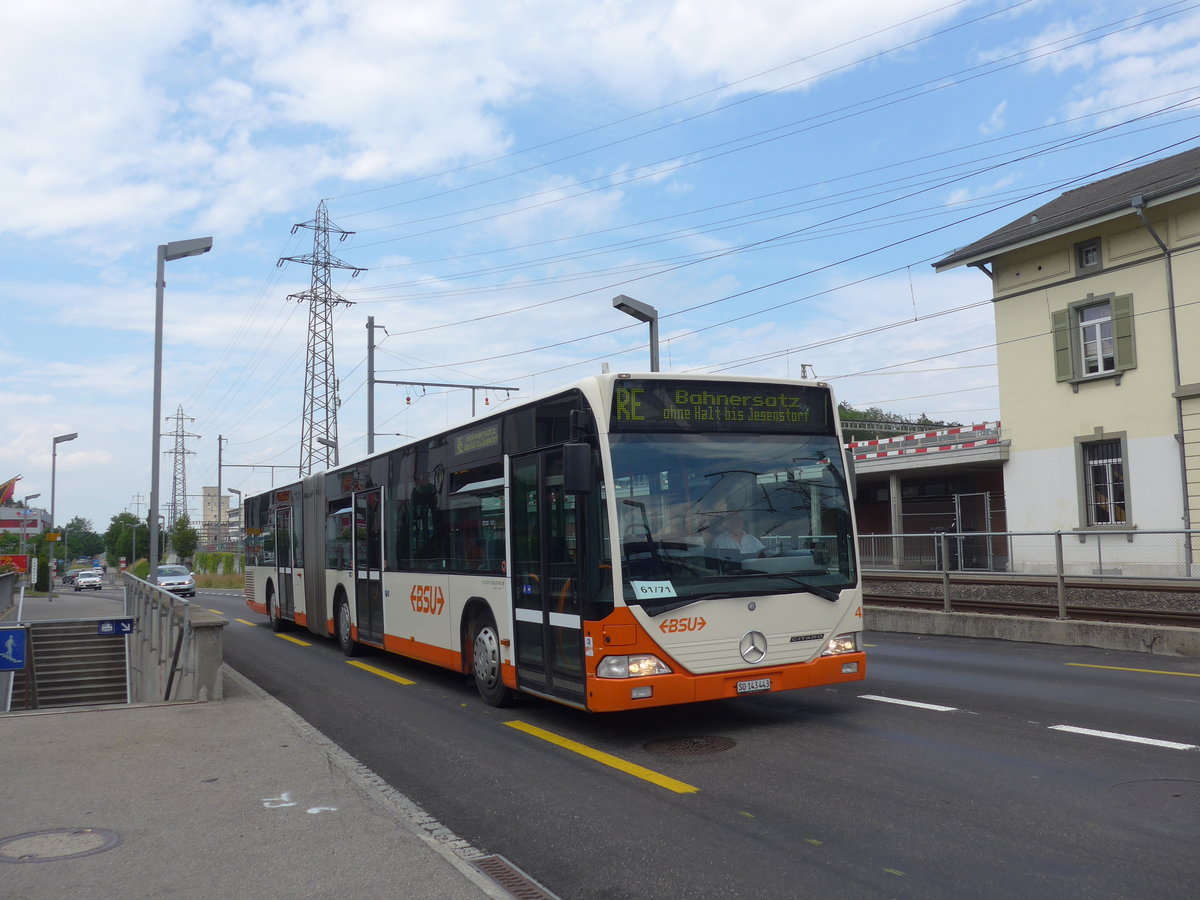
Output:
[474, 627, 499, 686]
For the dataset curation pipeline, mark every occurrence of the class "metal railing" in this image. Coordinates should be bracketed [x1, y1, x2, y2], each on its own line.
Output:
[861, 529, 1199, 579]
[860, 529, 1200, 619]
[123, 574, 226, 702]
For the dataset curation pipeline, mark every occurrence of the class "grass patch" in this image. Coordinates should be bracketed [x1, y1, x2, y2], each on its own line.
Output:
[195, 572, 244, 590]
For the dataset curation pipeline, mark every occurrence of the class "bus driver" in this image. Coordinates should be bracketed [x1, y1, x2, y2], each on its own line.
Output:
[711, 511, 765, 558]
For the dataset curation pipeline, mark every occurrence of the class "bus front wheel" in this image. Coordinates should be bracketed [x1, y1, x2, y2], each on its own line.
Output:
[267, 586, 284, 633]
[471, 612, 511, 707]
[336, 597, 362, 657]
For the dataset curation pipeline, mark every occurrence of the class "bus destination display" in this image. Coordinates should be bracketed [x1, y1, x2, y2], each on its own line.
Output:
[610, 379, 832, 433]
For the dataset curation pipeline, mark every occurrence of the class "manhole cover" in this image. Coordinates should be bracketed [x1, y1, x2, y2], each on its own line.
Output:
[644, 735, 736, 757]
[1108, 780, 1200, 828]
[0, 828, 122, 863]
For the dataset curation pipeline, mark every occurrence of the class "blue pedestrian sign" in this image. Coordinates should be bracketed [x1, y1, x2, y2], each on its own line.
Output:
[0, 628, 28, 671]
[97, 618, 135, 636]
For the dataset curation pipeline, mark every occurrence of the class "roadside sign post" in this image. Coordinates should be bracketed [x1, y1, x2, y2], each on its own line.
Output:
[1, 626, 33, 712]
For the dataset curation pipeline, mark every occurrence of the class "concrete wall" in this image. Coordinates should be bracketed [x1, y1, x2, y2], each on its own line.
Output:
[867, 606, 1199, 658]
[124, 575, 227, 702]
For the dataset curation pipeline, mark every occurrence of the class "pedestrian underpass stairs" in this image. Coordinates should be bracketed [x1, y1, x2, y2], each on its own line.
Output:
[8, 621, 128, 710]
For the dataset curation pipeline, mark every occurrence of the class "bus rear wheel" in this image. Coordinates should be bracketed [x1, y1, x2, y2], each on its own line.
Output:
[336, 597, 362, 657]
[471, 612, 511, 707]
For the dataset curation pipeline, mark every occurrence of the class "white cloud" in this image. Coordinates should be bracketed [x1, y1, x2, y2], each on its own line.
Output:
[980, 100, 1008, 135]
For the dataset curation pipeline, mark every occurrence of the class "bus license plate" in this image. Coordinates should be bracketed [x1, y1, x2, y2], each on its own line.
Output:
[736, 678, 771, 694]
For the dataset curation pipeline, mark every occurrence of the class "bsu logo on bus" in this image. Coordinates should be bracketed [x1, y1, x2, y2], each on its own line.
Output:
[410, 584, 445, 615]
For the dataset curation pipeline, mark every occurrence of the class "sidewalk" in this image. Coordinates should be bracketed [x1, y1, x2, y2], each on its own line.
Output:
[1, 588, 505, 899]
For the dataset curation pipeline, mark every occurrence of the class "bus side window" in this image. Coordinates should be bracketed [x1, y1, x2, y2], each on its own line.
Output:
[410, 472, 446, 570]
[326, 504, 352, 570]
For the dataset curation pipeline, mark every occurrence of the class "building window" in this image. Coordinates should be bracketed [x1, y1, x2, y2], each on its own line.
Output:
[1051, 292, 1136, 383]
[1078, 301, 1114, 375]
[1082, 439, 1126, 525]
[1075, 237, 1101, 273]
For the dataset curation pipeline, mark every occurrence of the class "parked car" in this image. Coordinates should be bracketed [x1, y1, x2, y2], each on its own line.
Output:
[153, 565, 196, 598]
[62, 570, 80, 585]
[74, 570, 104, 591]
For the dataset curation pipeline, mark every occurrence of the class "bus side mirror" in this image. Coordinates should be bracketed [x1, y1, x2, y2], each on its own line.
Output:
[563, 442, 592, 493]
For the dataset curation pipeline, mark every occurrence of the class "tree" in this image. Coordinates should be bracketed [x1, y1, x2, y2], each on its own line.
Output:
[105, 511, 146, 569]
[170, 513, 199, 563]
[838, 401, 961, 443]
[63, 516, 105, 561]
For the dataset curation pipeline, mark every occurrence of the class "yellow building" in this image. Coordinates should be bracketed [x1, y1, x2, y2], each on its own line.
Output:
[935, 148, 1200, 575]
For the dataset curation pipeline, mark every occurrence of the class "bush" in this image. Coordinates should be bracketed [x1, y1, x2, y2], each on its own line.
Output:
[193, 551, 240, 575]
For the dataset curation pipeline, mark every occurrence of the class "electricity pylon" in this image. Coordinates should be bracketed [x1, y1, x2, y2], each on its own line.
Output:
[278, 200, 366, 476]
[165, 405, 199, 529]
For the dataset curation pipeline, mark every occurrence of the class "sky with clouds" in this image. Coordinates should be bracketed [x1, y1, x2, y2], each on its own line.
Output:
[3, 0, 1199, 536]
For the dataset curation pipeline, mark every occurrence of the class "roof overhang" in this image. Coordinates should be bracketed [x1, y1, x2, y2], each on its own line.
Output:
[933, 180, 1200, 273]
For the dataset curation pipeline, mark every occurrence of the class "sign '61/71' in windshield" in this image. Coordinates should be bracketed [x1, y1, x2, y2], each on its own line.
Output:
[610, 380, 834, 434]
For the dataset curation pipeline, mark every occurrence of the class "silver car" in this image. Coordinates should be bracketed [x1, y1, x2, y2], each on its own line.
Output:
[74, 570, 104, 591]
[153, 565, 195, 598]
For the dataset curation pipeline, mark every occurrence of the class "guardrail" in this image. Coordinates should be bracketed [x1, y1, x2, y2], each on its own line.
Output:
[123, 574, 227, 702]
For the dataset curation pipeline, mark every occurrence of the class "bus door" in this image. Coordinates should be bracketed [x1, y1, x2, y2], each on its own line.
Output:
[273, 506, 296, 620]
[353, 487, 385, 645]
[510, 449, 585, 705]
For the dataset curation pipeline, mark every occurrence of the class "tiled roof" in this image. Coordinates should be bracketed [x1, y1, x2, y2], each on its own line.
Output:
[934, 146, 1200, 269]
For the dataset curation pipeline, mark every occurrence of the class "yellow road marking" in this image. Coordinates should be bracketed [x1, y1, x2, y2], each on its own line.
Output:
[347, 660, 415, 685]
[1067, 663, 1200, 678]
[208, 609, 227, 616]
[504, 721, 699, 794]
[276, 634, 311, 647]
[235, 618, 258, 626]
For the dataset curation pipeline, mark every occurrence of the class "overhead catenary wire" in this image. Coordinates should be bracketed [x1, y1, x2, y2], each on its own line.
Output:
[185, 5, 1200, 498]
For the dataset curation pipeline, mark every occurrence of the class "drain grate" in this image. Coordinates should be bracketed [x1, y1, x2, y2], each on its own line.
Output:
[471, 854, 561, 900]
[0, 828, 122, 863]
[643, 735, 736, 757]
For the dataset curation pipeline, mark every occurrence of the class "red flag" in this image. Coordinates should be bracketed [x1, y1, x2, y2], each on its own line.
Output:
[0, 475, 21, 505]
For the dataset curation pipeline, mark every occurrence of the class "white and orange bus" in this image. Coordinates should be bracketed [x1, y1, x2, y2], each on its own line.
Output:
[243, 373, 865, 711]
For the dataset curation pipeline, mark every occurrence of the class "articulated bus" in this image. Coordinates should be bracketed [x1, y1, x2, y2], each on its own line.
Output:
[242, 373, 865, 711]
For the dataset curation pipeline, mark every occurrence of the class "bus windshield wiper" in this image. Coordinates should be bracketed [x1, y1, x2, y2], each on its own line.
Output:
[637, 587, 788, 616]
[738, 573, 843, 602]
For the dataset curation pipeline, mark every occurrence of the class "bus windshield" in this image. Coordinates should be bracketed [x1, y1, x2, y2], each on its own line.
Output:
[609, 432, 856, 614]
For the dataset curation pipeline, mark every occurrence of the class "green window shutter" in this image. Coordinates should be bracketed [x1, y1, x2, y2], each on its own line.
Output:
[1111, 294, 1136, 372]
[1051, 308, 1074, 381]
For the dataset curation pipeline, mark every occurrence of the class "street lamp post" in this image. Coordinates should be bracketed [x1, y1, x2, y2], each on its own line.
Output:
[149, 237, 213, 578]
[612, 294, 660, 372]
[21, 492, 40, 583]
[20, 493, 40, 556]
[316, 436, 339, 467]
[49, 433, 78, 601]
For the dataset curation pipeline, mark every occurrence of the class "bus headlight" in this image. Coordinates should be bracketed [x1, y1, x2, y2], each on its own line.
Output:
[821, 633, 858, 656]
[597, 654, 673, 678]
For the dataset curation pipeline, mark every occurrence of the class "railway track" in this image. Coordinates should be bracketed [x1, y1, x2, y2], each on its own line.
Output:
[864, 592, 1200, 628]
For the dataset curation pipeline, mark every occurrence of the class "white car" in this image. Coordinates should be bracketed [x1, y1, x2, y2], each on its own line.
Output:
[74, 570, 104, 591]
[153, 565, 196, 598]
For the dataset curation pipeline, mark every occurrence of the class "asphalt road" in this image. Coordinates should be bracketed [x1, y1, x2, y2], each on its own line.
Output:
[199, 588, 1200, 900]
